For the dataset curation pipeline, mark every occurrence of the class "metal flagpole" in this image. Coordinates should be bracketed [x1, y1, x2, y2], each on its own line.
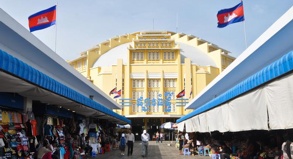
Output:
[243, 21, 248, 48]
[176, 13, 178, 33]
[241, 0, 248, 48]
[153, 18, 154, 30]
[54, 3, 58, 53]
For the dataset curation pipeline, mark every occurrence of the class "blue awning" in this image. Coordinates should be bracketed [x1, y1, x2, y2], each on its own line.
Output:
[0, 49, 130, 124]
[177, 50, 293, 123]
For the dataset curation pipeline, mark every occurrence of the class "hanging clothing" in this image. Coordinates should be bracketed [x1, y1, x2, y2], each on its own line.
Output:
[31, 119, 37, 136]
[44, 125, 53, 136]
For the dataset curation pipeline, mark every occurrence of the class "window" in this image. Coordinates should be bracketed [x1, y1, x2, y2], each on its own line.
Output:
[164, 51, 175, 60]
[148, 79, 160, 88]
[132, 52, 144, 60]
[148, 52, 159, 61]
[164, 79, 176, 87]
[164, 91, 175, 112]
[132, 103, 136, 112]
[132, 91, 144, 100]
[132, 79, 144, 88]
[148, 91, 159, 99]
[164, 91, 175, 100]
[171, 103, 176, 112]
[132, 91, 144, 112]
[148, 91, 159, 112]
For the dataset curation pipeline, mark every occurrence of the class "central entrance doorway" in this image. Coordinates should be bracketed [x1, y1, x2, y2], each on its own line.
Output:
[129, 118, 178, 141]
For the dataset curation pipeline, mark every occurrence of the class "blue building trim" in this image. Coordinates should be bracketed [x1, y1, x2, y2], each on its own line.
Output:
[0, 49, 130, 124]
[177, 50, 293, 123]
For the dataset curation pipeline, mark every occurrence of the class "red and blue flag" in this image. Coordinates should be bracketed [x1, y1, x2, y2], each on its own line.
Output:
[217, 2, 244, 28]
[114, 89, 122, 99]
[176, 89, 185, 98]
[109, 87, 117, 95]
[28, 5, 56, 32]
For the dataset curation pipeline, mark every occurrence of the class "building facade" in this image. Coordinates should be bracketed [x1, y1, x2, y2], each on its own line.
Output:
[68, 31, 235, 137]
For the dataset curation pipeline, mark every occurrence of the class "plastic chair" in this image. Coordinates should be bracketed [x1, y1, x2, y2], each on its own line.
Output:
[183, 148, 191, 156]
[198, 146, 204, 156]
[204, 147, 210, 156]
[211, 154, 221, 159]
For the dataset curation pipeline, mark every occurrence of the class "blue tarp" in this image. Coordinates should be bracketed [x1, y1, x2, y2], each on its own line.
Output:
[0, 49, 131, 124]
[177, 50, 293, 123]
[33, 104, 73, 119]
[0, 92, 24, 110]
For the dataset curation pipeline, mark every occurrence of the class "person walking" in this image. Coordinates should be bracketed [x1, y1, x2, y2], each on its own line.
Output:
[119, 133, 126, 156]
[156, 131, 160, 143]
[179, 132, 184, 155]
[282, 140, 293, 159]
[160, 132, 164, 143]
[141, 130, 150, 157]
[126, 130, 135, 156]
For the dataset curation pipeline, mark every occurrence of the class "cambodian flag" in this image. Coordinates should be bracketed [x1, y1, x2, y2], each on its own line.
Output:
[217, 2, 244, 28]
[114, 90, 122, 99]
[176, 89, 185, 98]
[109, 87, 117, 95]
[28, 5, 56, 32]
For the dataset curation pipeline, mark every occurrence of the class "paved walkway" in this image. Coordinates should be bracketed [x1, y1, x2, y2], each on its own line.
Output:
[89, 141, 211, 159]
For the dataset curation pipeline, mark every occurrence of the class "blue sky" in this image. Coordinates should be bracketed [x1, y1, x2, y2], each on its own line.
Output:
[0, 1, 292, 60]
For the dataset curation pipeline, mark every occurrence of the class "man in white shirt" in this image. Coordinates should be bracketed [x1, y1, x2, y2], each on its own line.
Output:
[185, 133, 189, 140]
[126, 130, 135, 156]
[141, 130, 150, 157]
[159, 132, 164, 143]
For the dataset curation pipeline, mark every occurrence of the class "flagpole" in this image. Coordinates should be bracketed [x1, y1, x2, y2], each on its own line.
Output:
[153, 18, 154, 30]
[176, 13, 178, 33]
[243, 21, 248, 48]
[54, 3, 58, 53]
[242, 0, 248, 48]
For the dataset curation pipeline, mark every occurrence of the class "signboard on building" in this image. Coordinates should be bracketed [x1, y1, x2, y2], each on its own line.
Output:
[136, 92, 173, 112]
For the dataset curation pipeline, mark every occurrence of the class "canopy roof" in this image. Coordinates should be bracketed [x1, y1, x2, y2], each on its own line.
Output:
[0, 9, 130, 124]
[177, 50, 293, 124]
[185, 6, 293, 110]
[177, 6, 293, 129]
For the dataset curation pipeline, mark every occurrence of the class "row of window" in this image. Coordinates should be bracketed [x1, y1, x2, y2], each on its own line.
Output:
[132, 79, 176, 88]
[132, 91, 175, 100]
[131, 104, 176, 113]
[132, 90, 175, 100]
[135, 43, 171, 48]
[132, 52, 175, 61]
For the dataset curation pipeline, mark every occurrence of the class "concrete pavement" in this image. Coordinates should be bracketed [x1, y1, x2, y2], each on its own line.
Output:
[89, 141, 211, 159]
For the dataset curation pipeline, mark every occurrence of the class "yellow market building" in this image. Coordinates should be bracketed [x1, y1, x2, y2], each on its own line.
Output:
[68, 31, 235, 137]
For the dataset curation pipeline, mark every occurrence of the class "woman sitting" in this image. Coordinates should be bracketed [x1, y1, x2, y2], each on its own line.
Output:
[182, 138, 193, 154]
[37, 139, 53, 159]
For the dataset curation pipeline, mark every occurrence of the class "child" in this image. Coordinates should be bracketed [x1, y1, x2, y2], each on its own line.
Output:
[119, 133, 126, 156]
